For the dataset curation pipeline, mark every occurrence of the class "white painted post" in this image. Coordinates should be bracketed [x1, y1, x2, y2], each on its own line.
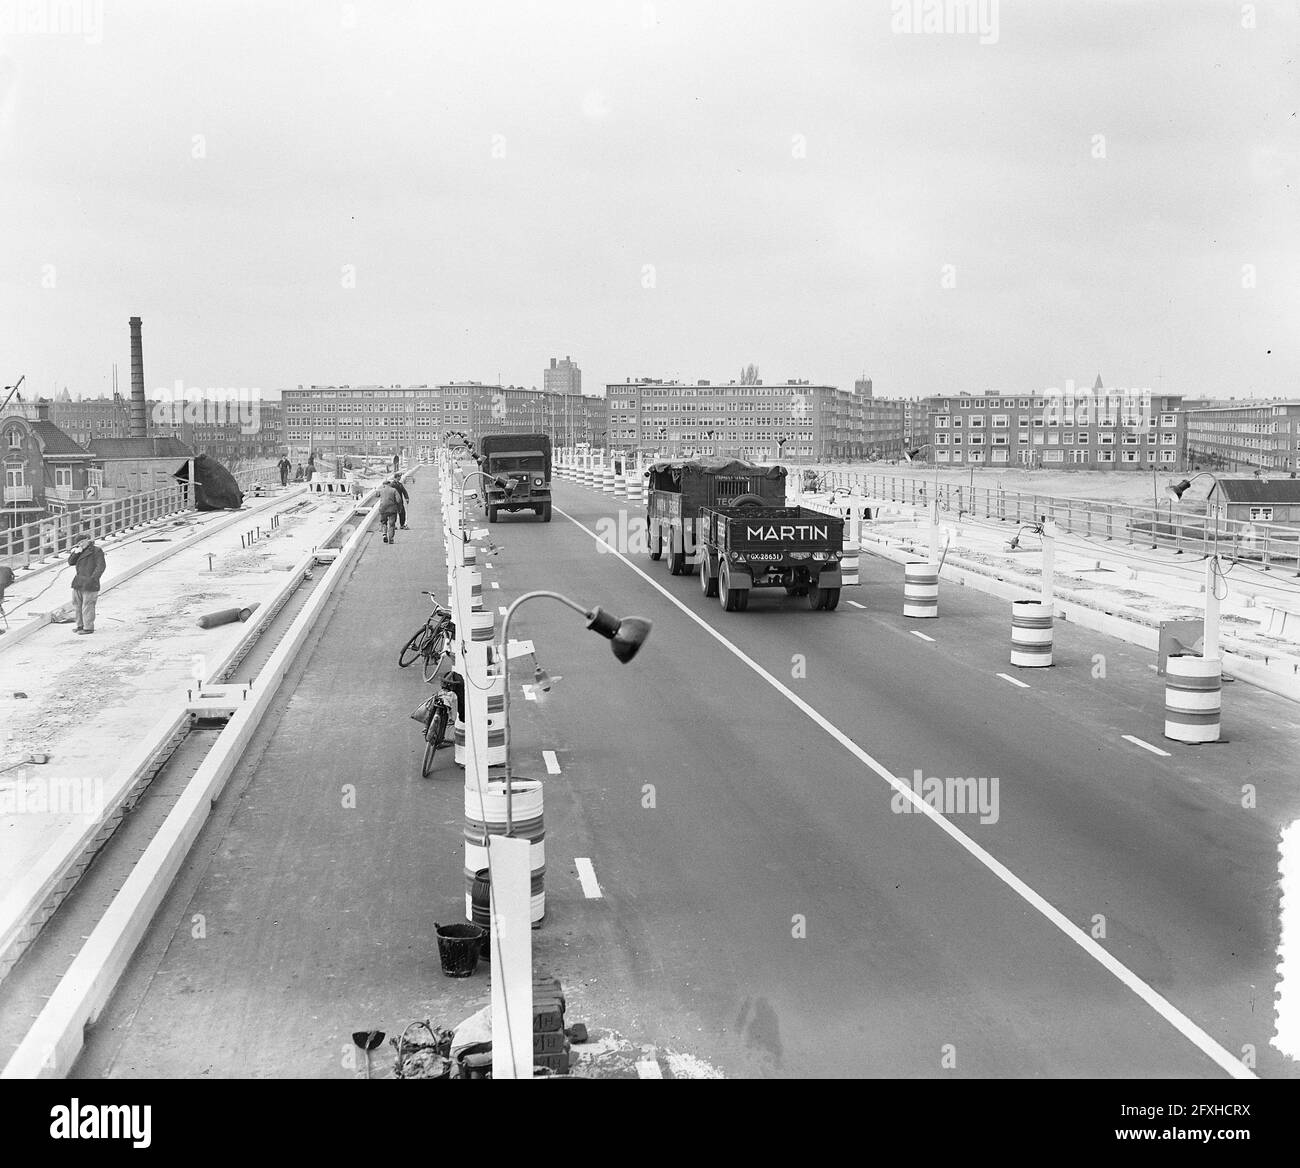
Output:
[1204, 554, 1220, 660]
[1041, 521, 1056, 608]
[488, 834, 533, 1080]
[928, 497, 940, 564]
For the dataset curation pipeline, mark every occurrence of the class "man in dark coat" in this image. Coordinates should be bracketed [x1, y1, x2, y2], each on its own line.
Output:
[68, 536, 106, 634]
[390, 476, 410, 528]
[278, 455, 291, 486]
[378, 480, 401, 543]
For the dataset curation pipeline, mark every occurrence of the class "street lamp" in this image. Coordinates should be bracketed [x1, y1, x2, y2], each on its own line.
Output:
[498, 592, 651, 831]
[1166, 471, 1223, 554]
[459, 469, 511, 533]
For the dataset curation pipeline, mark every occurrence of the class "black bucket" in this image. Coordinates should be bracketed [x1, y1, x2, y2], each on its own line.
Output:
[435, 922, 485, 978]
[470, 869, 492, 960]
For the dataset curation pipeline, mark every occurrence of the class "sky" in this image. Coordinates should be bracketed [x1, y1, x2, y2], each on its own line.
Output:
[1, 0, 1296, 403]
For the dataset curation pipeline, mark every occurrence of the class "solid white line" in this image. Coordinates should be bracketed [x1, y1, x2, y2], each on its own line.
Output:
[847, 600, 867, 609]
[556, 505, 1254, 1080]
[1123, 734, 1172, 758]
[996, 673, 1030, 689]
[543, 749, 561, 774]
[910, 630, 936, 643]
[574, 857, 602, 899]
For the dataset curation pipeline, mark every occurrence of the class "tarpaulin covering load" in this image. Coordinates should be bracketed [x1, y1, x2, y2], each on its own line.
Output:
[174, 454, 244, 511]
[647, 458, 787, 491]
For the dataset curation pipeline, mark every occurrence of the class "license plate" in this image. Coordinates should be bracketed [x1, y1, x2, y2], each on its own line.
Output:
[746, 552, 786, 562]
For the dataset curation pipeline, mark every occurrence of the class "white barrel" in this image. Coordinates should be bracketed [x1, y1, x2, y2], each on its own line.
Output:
[1164, 655, 1222, 743]
[903, 561, 938, 618]
[614, 472, 628, 499]
[603, 466, 616, 494]
[459, 543, 476, 568]
[470, 608, 494, 642]
[841, 536, 860, 586]
[1010, 599, 1053, 667]
[626, 478, 643, 506]
[468, 567, 483, 611]
[452, 674, 506, 765]
[579, 462, 590, 488]
[464, 780, 545, 924]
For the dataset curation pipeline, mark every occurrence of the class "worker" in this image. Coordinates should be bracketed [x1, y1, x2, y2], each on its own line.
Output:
[389, 476, 410, 529]
[378, 479, 401, 543]
[278, 455, 291, 486]
[68, 536, 106, 635]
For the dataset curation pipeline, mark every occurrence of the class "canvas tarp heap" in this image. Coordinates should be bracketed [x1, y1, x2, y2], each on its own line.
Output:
[174, 453, 244, 511]
[646, 458, 787, 491]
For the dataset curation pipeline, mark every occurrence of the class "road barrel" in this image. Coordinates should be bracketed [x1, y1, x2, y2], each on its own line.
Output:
[841, 535, 860, 586]
[464, 779, 546, 925]
[468, 567, 483, 611]
[580, 461, 591, 489]
[1163, 654, 1222, 743]
[602, 465, 616, 494]
[614, 470, 628, 499]
[459, 543, 476, 569]
[1010, 599, 1053, 667]
[903, 561, 938, 618]
[626, 477, 643, 507]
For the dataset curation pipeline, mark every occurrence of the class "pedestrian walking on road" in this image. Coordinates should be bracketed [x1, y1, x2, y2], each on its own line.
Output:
[307, 453, 317, 481]
[390, 476, 410, 528]
[68, 536, 106, 634]
[278, 455, 291, 486]
[378, 480, 400, 543]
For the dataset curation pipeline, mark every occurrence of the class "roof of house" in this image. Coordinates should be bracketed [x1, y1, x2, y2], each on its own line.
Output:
[87, 436, 196, 460]
[30, 420, 92, 458]
[1210, 477, 1300, 503]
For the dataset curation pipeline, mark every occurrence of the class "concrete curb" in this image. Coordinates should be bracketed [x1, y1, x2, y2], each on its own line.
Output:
[2, 500, 380, 1078]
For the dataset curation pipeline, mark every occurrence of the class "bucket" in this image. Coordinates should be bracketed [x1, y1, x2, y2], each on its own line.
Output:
[435, 922, 485, 978]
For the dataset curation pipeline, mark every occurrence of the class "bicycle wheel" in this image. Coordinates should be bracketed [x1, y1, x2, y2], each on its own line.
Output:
[421, 632, 447, 682]
[399, 623, 430, 668]
[422, 707, 449, 777]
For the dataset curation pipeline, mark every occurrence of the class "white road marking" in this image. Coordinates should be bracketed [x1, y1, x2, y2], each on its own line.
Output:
[847, 600, 867, 609]
[543, 750, 561, 774]
[556, 505, 1255, 1081]
[996, 673, 1030, 689]
[499, 606, 508, 616]
[521, 685, 537, 701]
[635, 1048, 663, 1078]
[491, 581, 500, 588]
[574, 857, 602, 898]
[910, 630, 936, 643]
[1123, 734, 1172, 758]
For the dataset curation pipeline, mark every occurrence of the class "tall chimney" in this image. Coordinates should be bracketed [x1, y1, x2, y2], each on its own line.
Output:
[129, 316, 147, 438]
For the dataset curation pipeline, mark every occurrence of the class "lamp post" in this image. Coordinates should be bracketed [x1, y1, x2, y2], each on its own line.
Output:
[498, 591, 650, 832]
[1167, 472, 1224, 660]
[905, 444, 940, 563]
[459, 469, 510, 532]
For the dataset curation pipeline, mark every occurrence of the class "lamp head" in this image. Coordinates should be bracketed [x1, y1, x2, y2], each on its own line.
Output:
[1166, 478, 1192, 500]
[585, 606, 652, 664]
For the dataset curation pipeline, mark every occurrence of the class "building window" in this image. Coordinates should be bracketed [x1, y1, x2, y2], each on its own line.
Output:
[1077, 433, 1089, 444]
[6, 428, 20, 449]
[992, 415, 1008, 428]
[1249, 507, 1274, 521]
[55, 467, 73, 487]
[1043, 449, 1064, 463]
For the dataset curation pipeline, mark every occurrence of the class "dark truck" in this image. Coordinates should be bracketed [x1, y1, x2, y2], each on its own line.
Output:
[697, 502, 844, 611]
[479, 433, 552, 522]
[646, 458, 787, 575]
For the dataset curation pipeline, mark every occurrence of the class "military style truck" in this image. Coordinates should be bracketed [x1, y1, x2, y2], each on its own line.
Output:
[697, 501, 844, 610]
[646, 457, 787, 575]
[479, 433, 552, 522]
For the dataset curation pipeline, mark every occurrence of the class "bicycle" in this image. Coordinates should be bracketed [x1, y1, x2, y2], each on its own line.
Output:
[398, 593, 455, 682]
[415, 654, 461, 777]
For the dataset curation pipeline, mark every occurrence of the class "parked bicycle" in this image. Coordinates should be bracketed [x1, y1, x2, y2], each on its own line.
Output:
[398, 592, 455, 682]
[412, 651, 462, 777]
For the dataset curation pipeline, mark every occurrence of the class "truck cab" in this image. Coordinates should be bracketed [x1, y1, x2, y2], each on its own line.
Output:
[480, 433, 552, 522]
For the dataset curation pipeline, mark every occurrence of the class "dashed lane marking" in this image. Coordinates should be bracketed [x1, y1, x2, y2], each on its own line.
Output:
[996, 673, 1030, 689]
[847, 600, 867, 609]
[1123, 734, 1172, 758]
[910, 630, 936, 643]
[543, 750, 561, 774]
[555, 505, 1254, 1081]
[574, 857, 603, 899]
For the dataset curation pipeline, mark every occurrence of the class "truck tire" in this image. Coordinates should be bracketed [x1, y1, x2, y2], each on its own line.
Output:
[808, 584, 841, 611]
[700, 554, 718, 597]
[539, 502, 552, 522]
[649, 520, 662, 561]
[729, 493, 766, 508]
[487, 506, 498, 523]
[720, 564, 748, 612]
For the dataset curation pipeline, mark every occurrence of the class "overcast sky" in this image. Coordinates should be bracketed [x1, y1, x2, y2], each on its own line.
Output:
[1, 0, 1295, 402]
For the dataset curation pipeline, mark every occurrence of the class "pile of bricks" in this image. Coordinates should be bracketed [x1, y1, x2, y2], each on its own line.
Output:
[533, 974, 571, 1075]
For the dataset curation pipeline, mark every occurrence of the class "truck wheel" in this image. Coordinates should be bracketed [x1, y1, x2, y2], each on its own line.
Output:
[700, 555, 718, 597]
[539, 502, 552, 522]
[820, 587, 840, 611]
[720, 565, 747, 612]
[668, 546, 686, 575]
[487, 507, 498, 523]
[808, 584, 841, 610]
[649, 521, 662, 561]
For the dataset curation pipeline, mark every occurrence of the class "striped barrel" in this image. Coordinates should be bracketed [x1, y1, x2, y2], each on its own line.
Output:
[468, 567, 483, 611]
[614, 473, 628, 499]
[626, 478, 643, 506]
[464, 780, 545, 924]
[580, 462, 591, 488]
[1164, 655, 1222, 743]
[470, 609, 494, 642]
[459, 543, 476, 569]
[602, 466, 616, 494]
[841, 537, 860, 586]
[1010, 599, 1053, 667]
[903, 561, 938, 618]
[452, 675, 506, 766]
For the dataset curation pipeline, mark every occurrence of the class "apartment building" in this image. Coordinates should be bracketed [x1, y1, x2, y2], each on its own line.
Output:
[1185, 401, 1300, 474]
[924, 379, 1187, 469]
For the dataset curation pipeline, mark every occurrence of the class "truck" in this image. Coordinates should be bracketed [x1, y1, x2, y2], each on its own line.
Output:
[479, 433, 552, 522]
[697, 502, 845, 611]
[646, 457, 787, 575]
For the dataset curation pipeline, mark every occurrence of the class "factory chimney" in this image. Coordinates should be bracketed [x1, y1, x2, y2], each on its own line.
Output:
[128, 316, 147, 438]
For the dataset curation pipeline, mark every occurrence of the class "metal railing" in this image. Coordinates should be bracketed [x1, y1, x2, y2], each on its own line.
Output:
[1, 484, 192, 571]
[814, 471, 1300, 570]
[230, 461, 283, 493]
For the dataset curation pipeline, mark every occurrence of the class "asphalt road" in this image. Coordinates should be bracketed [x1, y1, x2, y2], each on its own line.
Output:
[76, 472, 1300, 1078]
